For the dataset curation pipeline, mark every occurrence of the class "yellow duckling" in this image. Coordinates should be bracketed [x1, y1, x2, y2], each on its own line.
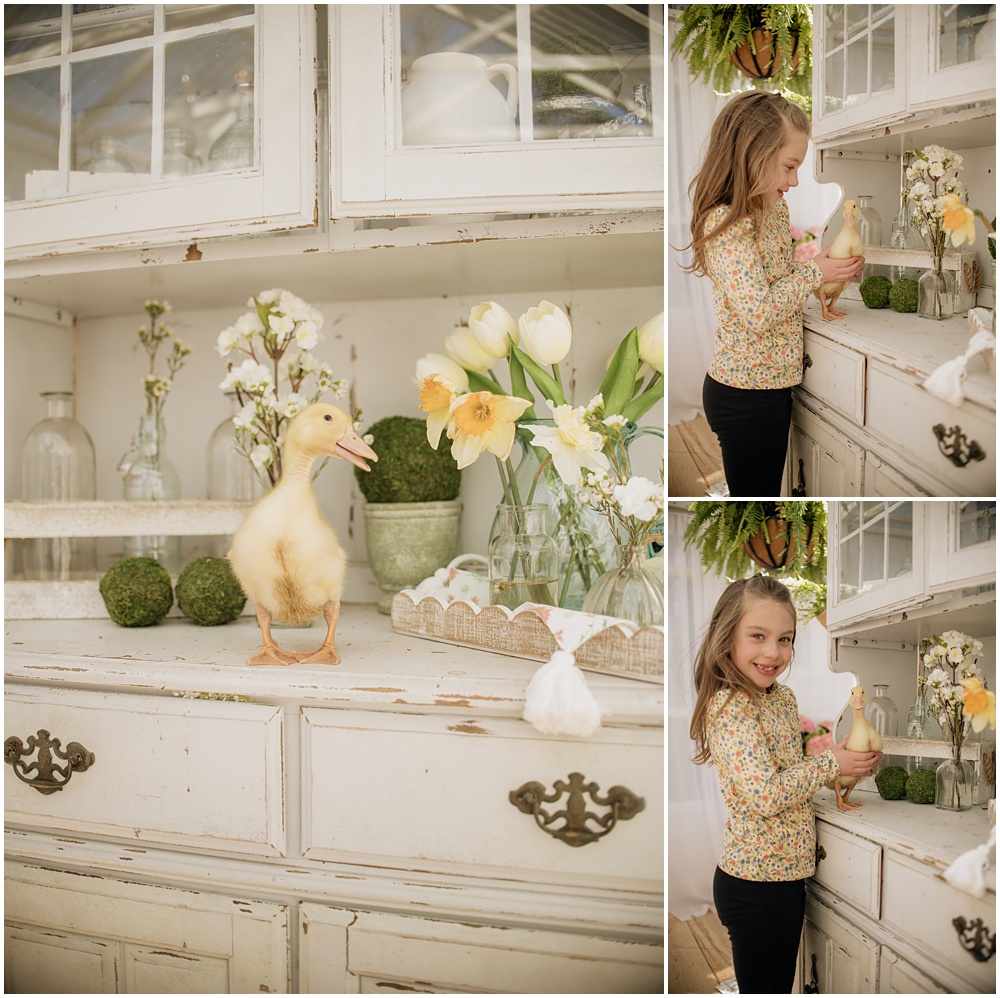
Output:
[815, 198, 864, 321]
[228, 403, 378, 666]
[824, 685, 883, 811]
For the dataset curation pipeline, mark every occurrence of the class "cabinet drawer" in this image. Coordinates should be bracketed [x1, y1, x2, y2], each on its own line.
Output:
[801, 330, 865, 423]
[301, 709, 662, 886]
[865, 360, 995, 495]
[811, 821, 881, 918]
[4, 687, 284, 856]
[881, 852, 996, 992]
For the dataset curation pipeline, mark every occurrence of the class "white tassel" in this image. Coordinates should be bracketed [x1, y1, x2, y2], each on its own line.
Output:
[943, 825, 996, 898]
[522, 650, 603, 737]
[922, 355, 968, 406]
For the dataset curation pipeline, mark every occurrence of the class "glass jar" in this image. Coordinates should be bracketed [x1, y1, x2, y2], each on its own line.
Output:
[935, 756, 975, 811]
[21, 391, 97, 580]
[581, 543, 664, 627]
[81, 135, 134, 174]
[208, 70, 255, 171]
[162, 127, 200, 178]
[904, 688, 942, 773]
[488, 504, 558, 610]
[122, 414, 182, 575]
[918, 264, 956, 320]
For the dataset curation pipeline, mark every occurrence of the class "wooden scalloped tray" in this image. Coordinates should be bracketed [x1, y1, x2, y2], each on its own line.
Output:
[390, 592, 663, 684]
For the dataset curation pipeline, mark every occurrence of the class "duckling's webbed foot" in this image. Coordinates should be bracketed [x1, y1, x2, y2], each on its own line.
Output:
[295, 599, 342, 665]
[248, 603, 299, 667]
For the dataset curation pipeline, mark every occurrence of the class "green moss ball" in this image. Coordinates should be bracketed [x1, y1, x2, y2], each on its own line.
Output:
[99, 557, 173, 627]
[874, 765, 909, 800]
[860, 275, 892, 308]
[889, 278, 919, 313]
[905, 768, 937, 804]
[532, 35, 623, 99]
[175, 557, 246, 626]
[356, 415, 461, 503]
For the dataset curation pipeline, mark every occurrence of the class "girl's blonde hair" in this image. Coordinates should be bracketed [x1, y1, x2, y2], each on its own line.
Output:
[689, 573, 797, 765]
[681, 89, 810, 278]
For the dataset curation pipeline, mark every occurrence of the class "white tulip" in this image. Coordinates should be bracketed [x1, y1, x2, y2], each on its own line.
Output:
[414, 353, 470, 393]
[468, 301, 519, 358]
[443, 324, 495, 373]
[637, 312, 664, 374]
[518, 301, 572, 365]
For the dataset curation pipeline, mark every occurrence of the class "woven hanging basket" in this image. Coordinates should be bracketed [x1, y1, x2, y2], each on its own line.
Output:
[742, 517, 815, 571]
[730, 28, 801, 81]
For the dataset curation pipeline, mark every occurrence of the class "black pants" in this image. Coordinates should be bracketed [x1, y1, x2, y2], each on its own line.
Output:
[702, 375, 792, 497]
[713, 866, 805, 994]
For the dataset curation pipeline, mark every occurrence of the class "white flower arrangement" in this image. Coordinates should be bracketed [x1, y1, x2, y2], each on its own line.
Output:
[902, 144, 965, 265]
[218, 289, 349, 487]
[923, 629, 985, 749]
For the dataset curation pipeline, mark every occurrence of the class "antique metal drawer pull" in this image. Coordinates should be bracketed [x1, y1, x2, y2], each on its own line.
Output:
[509, 772, 645, 847]
[802, 353, 813, 370]
[4, 729, 95, 795]
[952, 915, 996, 963]
[933, 423, 986, 467]
[815, 843, 827, 865]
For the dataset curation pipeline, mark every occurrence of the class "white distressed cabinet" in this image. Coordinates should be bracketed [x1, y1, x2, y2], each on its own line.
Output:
[4, 611, 664, 993]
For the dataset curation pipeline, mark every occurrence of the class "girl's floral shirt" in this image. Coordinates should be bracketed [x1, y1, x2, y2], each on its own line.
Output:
[707, 683, 839, 882]
[705, 198, 825, 390]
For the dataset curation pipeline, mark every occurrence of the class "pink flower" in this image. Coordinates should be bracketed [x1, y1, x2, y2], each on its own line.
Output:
[820, 720, 834, 731]
[807, 227, 823, 239]
[790, 225, 806, 241]
[799, 715, 818, 733]
[794, 240, 821, 262]
[806, 733, 834, 756]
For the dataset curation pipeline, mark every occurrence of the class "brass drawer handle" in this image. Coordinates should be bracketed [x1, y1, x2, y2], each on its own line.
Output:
[509, 772, 645, 847]
[952, 915, 996, 963]
[4, 729, 95, 795]
[933, 423, 986, 467]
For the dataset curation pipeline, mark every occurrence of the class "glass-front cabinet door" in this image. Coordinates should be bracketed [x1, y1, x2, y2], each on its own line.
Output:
[926, 501, 997, 593]
[332, 4, 663, 216]
[907, 4, 996, 109]
[5, 5, 316, 259]
[812, 4, 905, 144]
[826, 500, 925, 627]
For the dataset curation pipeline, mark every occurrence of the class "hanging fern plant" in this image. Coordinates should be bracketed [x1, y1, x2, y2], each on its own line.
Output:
[682, 501, 827, 584]
[670, 4, 814, 115]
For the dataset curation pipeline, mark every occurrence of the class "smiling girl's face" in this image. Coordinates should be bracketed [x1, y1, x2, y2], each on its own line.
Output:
[731, 597, 796, 689]
[769, 130, 809, 204]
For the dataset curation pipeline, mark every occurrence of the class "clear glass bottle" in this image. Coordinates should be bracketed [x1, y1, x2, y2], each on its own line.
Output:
[81, 135, 134, 174]
[21, 391, 97, 580]
[208, 70, 255, 171]
[162, 127, 200, 178]
[864, 684, 900, 771]
[856, 195, 883, 280]
[904, 686, 942, 773]
[488, 504, 558, 610]
[122, 414, 182, 575]
[935, 756, 975, 811]
[918, 265, 956, 320]
[888, 198, 910, 283]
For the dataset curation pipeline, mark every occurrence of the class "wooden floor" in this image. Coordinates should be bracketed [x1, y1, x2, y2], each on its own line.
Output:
[668, 414, 726, 498]
[668, 910, 735, 995]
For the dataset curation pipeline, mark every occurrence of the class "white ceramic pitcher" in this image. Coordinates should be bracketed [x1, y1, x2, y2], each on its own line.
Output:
[402, 52, 518, 145]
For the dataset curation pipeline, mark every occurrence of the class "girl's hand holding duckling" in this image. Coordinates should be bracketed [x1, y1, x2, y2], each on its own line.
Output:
[815, 248, 865, 284]
[831, 738, 883, 777]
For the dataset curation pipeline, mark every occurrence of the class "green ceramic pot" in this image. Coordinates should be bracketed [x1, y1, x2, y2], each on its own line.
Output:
[363, 499, 461, 614]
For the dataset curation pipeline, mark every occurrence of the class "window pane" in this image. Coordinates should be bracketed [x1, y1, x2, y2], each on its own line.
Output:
[166, 4, 254, 31]
[871, 14, 894, 92]
[5, 5, 62, 65]
[846, 35, 869, 104]
[6, 67, 60, 201]
[862, 515, 885, 585]
[939, 4, 996, 68]
[826, 4, 846, 49]
[72, 5, 154, 52]
[957, 501, 996, 549]
[825, 48, 844, 111]
[887, 502, 913, 579]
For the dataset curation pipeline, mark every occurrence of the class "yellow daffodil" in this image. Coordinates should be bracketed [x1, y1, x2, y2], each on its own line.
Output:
[418, 374, 459, 448]
[942, 194, 976, 247]
[962, 676, 996, 732]
[413, 353, 469, 394]
[448, 391, 531, 469]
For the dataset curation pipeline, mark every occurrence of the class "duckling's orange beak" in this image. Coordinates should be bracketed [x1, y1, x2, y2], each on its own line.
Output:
[333, 427, 378, 472]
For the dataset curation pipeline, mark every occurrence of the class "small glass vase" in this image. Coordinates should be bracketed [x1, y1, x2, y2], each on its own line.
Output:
[864, 684, 900, 771]
[488, 504, 558, 610]
[904, 690, 942, 773]
[121, 414, 182, 575]
[935, 754, 975, 811]
[918, 264, 955, 320]
[21, 391, 97, 580]
[856, 195, 883, 280]
[581, 543, 664, 627]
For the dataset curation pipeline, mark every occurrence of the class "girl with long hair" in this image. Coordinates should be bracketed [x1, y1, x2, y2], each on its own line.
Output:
[682, 90, 864, 496]
[690, 574, 880, 993]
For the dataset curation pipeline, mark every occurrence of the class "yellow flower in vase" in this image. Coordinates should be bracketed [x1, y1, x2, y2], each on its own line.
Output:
[417, 374, 458, 449]
[962, 676, 997, 733]
[448, 391, 531, 469]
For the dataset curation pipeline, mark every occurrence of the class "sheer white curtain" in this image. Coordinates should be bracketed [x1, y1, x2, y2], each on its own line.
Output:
[667, 505, 855, 920]
[666, 14, 725, 426]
